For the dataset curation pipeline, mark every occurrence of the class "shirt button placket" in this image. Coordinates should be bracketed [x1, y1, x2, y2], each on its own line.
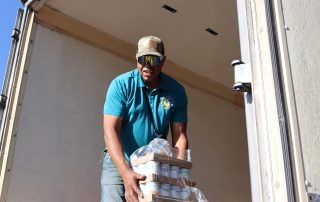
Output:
[149, 94, 154, 112]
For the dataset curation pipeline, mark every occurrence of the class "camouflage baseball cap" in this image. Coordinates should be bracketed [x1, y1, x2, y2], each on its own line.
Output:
[136, 36, 165, 58]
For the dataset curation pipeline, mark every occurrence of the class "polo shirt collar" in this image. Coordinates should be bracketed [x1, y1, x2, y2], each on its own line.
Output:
[137, 69, 146, 88]
[136, 69, 169, 90]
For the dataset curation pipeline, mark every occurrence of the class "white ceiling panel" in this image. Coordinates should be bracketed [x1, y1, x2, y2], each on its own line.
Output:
[46, 0, 240, 87]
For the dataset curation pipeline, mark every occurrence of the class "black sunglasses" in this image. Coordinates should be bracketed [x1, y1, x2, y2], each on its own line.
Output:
[137, 55, 162, 66]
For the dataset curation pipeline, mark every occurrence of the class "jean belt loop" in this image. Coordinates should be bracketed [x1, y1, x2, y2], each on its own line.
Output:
[99, 148, 108, 165]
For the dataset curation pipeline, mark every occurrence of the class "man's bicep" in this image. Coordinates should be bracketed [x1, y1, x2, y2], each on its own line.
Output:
[104, 114, 123, 135]
[103, 79, 126, 116]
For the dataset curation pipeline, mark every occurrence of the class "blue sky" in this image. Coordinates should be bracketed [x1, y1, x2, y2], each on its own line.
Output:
[0, 1, 23, 91]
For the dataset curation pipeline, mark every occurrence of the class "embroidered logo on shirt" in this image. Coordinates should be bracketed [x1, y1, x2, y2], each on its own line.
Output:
[161, 97, 173, 109]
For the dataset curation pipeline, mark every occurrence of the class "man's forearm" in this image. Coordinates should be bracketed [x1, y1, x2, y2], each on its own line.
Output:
[104, 131, 130, 176]
[174, 133, 188, 160]
[103, 114, 130, 176]
[171, 122, 188, 160]
[174, 133, 188, 149]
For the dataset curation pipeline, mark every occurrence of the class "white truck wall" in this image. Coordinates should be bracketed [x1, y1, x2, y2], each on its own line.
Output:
[187, 86, 250, 202]
[280, 0, 320, 194]
[6, 24, 250, 202]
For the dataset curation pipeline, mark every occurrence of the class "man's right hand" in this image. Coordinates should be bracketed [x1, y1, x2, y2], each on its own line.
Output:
[121, 169, 146, 202]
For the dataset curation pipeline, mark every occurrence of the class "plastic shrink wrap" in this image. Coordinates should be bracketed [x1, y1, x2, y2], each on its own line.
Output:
[130, 138, 207, 202]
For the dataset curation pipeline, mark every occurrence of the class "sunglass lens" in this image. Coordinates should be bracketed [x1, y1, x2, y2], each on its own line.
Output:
[138, 55, 161, 66]
[138, 56, 144, 65]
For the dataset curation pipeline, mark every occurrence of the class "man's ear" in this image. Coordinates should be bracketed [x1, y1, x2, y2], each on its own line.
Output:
[161, 56, 166, 66]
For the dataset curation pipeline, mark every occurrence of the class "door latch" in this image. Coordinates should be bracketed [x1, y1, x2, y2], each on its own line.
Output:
[231, 60, 252, 93]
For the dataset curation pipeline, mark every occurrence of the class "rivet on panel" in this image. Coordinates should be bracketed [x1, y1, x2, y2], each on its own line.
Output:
[284, 25, 290, 31]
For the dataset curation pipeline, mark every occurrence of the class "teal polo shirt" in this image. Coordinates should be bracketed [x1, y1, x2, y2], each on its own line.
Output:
[103, 68, 188, 161]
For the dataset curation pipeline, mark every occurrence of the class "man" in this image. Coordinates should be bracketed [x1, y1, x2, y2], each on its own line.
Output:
[101, 36, 188, 202]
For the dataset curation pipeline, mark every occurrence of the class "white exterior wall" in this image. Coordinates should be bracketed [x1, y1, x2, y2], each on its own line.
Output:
[6, 25, 251, 201]
[280, 0, 320, 194]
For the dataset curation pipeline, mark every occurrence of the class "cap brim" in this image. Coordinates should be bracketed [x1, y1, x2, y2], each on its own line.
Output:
[136, 51, 163, 58]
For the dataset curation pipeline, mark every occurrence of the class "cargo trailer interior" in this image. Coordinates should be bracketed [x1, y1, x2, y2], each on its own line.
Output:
[1, 1, 252, 201]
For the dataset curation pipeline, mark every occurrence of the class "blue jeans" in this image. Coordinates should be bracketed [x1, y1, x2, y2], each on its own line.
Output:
[100, 150, 125, 202]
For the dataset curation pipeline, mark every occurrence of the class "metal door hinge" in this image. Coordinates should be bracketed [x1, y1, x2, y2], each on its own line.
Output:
[0, 94, 7, 109]
[12, 28, 20, 41]
[231, 60, 252, 92]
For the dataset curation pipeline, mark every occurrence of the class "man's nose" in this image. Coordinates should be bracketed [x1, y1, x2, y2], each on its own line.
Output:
[144, 62, 153, 68]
